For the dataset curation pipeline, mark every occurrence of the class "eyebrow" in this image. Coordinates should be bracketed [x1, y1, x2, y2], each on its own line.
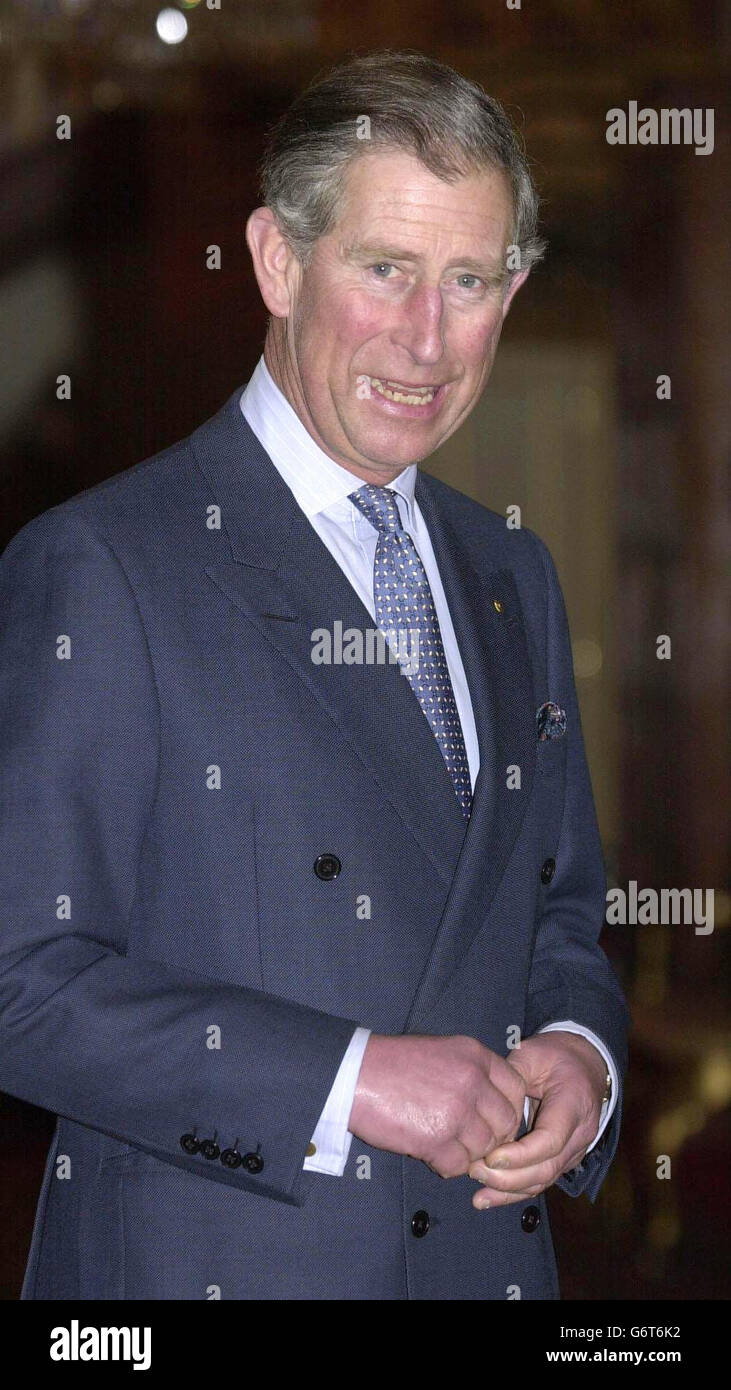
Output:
[344, 241, 507, 283]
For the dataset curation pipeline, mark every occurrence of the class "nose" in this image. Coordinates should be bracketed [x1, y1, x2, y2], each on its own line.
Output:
[390, 284, 445, 366]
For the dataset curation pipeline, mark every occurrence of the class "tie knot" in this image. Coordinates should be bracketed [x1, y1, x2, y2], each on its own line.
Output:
[349, 483, 403, 536]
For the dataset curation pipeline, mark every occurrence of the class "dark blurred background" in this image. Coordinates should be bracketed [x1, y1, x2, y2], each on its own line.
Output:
[0, 0, 729, 1300]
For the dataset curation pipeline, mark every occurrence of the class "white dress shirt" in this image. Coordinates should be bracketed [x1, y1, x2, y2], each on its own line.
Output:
[240, 355, 618, 1176]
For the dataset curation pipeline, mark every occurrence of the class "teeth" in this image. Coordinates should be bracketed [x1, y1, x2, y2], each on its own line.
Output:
[369, 377, 437, 406]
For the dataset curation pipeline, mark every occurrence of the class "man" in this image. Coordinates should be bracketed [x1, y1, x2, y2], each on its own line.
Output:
[1, 51, 628, 1301]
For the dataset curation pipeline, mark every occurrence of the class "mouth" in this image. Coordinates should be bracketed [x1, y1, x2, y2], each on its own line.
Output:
[359, 375, 450, 424]
[366, 376, 442, 406]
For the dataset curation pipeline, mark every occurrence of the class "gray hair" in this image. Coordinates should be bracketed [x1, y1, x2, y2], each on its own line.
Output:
[259, 50, 547, 282]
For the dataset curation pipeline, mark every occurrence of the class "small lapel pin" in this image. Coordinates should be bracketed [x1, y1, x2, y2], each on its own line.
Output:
[536, 701, 567, 741]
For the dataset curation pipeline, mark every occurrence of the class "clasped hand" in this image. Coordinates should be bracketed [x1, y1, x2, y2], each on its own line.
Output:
[348, 1030, 607, 1208]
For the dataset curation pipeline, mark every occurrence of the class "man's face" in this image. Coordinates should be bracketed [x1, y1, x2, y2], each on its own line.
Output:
[265, 148, 524, 482]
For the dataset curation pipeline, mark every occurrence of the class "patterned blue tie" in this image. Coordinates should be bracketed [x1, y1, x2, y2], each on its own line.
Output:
[349, 483, 472, 821]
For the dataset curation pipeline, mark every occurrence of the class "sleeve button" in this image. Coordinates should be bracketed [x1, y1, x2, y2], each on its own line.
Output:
[243, 1151, 264, 1174]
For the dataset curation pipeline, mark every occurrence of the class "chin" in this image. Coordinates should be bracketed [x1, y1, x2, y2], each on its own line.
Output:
[357, 442, 424, 469]
[368, 433, 441, 463]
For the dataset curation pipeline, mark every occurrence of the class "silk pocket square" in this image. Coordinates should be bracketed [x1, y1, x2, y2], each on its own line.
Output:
[536, 701, 567, 741]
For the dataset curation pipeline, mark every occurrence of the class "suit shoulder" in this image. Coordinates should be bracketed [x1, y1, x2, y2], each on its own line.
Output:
[418, 468, 504, 531]
[58, 434, 197, 535]
[419, 468, 556, 582]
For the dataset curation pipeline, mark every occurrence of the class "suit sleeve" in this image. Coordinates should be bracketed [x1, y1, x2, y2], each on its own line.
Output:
[0, 507, 358, 1206]
[523, 533, 630, 1202]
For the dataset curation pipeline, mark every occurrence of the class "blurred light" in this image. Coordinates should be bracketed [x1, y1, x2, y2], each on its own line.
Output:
[156, 8, 188, 45]
[712, 889, 730, 928]
[572, 637, 603, 679]
[647, 1211, 680, 1250]
[697, 1052, 731, 1108]
[651, 1101, 705, 1153]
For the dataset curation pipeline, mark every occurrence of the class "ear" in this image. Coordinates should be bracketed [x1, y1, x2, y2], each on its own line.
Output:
[501, 267, 530, 320]
[245, 207, 300, 318]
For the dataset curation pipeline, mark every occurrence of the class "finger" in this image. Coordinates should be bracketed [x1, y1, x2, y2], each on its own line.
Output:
[458, 1115, 505, 1165]
[459, 1089, 527, 1166]
[425, 1136, 472, 1180]
[482, 1111, 597, 1181]
[474, 1080, 526, 1149]
[472, 1183, 538, 1211]
[487, 1056, 528, 1127]
[470, 1153, 560, 1192]
[480, 1091, 576, 1172]
[469, 1132, 591, 1193]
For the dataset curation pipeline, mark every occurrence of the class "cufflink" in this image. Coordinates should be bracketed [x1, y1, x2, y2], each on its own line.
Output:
[602, 1073, 612, 1105]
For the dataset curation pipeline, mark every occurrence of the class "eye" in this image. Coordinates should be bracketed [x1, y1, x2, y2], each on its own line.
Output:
[369, 262, 396, 278]
[455, 273, 483, 290]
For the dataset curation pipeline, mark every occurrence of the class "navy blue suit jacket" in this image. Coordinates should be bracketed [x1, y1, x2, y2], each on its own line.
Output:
[0, 386, 629, 1299]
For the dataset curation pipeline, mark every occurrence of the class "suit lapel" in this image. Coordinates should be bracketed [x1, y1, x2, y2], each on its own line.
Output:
[190, 391, 536, 1020]
[403, 474, 537, 1026]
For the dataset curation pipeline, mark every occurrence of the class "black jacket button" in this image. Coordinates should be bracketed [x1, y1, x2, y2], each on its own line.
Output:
[314, 853, 341, 881]
[243, 1151, 264, 1174]
[180, 1133, 200, 1155]
[521, 1204, 541, 1233]
[540, 857, 555, 885]
[199, 1138, 220, 1160]
[220, 1148, 242, 1169]
[411, 1210, 430, 1238]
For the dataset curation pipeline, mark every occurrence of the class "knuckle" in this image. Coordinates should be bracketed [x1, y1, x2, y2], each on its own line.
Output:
[454, 1059, 482, 1097]
[458, 1036, 486, 1066]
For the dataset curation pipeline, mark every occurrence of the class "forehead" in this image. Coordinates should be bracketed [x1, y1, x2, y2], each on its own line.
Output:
[334, 148, 514, 251]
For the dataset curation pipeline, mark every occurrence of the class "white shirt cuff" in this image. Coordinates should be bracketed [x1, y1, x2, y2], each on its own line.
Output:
[303, 1026, 372, 1175]
[526, 1021, 618, 1153]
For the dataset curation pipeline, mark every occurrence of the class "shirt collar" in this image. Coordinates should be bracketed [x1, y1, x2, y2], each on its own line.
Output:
[240, 355, 417, 526]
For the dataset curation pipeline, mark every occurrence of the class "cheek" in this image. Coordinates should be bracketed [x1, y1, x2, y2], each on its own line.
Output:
[298, 284, 382, 359]
[461, 317, 503, 368]
[332, 290, 386, 352]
